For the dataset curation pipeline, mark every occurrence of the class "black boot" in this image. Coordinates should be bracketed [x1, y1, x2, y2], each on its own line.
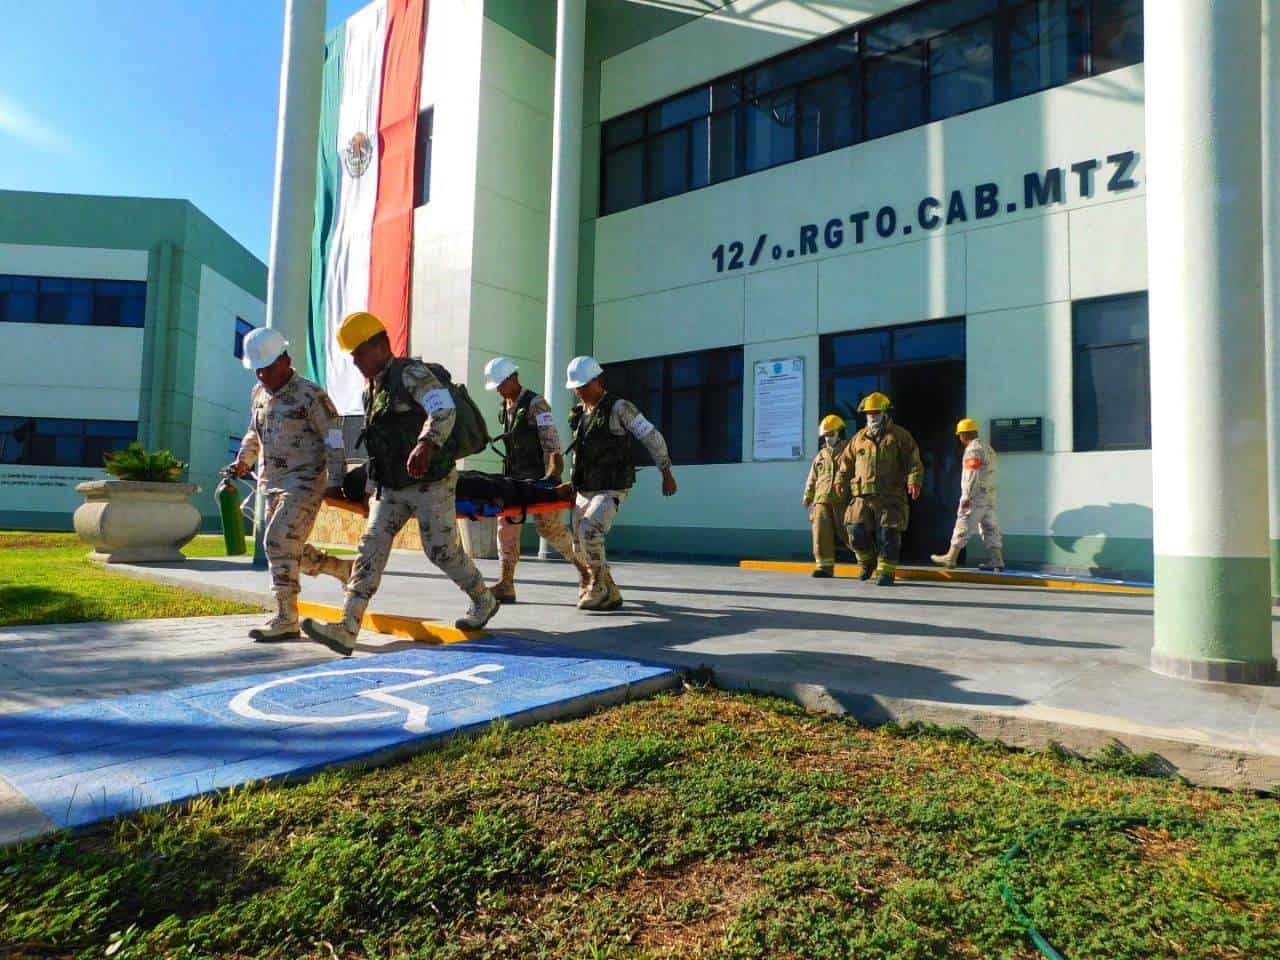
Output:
[811, 567, 834, 578]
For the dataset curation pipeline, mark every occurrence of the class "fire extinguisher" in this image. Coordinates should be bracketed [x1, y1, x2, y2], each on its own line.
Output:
[216, 470, 247, 556]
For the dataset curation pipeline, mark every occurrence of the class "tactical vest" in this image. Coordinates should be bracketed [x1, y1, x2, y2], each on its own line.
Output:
[569, 393, 636, 493]
[499, 389, 545, 480]
[361, 358, 455, 490]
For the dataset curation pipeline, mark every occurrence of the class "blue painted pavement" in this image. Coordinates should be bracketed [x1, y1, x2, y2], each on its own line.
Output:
[0, 638, 677, 831]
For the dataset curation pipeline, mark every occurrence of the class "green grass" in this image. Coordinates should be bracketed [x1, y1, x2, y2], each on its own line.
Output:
[0, 532, 261, 627]
[1, 691, 1276, 959]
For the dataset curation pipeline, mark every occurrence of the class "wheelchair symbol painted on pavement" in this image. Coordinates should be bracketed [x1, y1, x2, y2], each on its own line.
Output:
[228, 664, 504, 734]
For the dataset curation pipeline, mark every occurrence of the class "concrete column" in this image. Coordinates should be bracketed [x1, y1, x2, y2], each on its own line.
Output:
[1146, 0, 1276, 682]
[540, 0, 586, 559]
[1265, 0, 1280, 601]
[255, 0, 328, 568]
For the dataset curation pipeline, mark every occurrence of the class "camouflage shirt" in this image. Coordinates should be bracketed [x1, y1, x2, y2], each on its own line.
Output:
[238, 372, 345, 488]
[503, 392, 563, 457]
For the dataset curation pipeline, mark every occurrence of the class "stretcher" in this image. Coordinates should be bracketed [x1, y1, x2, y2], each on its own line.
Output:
[322, 493, 574, 521]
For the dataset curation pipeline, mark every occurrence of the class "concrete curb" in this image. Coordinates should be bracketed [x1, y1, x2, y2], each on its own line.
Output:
[739, 559, 1154, 595]
[711, 668, 1278, 794]
[97, 562, 477, 644]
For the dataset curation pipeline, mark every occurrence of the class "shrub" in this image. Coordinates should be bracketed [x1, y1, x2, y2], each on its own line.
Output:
[102, 443, 187, 482]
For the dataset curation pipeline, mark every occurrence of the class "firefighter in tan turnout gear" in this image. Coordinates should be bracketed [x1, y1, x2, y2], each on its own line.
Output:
[229, 328, 352, 642]
[565, 356, 676, 611]
[483, 356, 588, 603]
[301, 312, 500, 656]
[931, 418, 1005, 571]
[802, 414, 851, 578]
[834, 392, 923, 587]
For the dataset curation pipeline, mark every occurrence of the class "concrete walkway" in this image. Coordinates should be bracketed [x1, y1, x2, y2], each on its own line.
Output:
[108, 552, 1280, 793]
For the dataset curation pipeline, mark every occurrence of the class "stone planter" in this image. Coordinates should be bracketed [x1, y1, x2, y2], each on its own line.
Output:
[74, 480, 202, 563]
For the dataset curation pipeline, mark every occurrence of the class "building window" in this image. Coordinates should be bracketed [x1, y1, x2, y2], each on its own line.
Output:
[415, 108, 434, 207]
[0, 275, 145, 328]
[233, 316, 255, 360]
[599, 0, 1142, 215]
[601, 347, 743, 466]
[1072, 292, 1149, 451]
[0, 417, 137, 467]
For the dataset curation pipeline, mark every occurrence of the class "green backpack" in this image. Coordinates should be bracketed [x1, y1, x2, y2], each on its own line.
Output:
[423, 362, 490, 458]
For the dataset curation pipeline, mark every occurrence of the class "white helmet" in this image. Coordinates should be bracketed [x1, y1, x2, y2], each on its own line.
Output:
[483, 356, 518, 391]
[565, 355, 604, 389]
[241, 328, 288, 370]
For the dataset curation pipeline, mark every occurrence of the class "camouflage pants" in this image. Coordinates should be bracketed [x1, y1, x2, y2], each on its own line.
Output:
[343, 470, 485, 626]
[262, 479, 325, 602]
[572, 490, 627, 570]
[950, 500, 1003, 550]
[496, 510, 578, 568]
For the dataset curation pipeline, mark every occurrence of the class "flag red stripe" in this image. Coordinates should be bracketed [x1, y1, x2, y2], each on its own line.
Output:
[369, 0, 427, 356]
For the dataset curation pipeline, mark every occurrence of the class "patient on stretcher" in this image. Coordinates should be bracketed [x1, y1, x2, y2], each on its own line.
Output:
[329, 464, 574, 520]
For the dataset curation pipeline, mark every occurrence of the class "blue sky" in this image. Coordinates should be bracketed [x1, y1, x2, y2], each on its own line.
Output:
[0, 1, 369, 261]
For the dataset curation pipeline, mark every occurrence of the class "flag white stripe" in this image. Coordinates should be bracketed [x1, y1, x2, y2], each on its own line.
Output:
[324, 0, 387, 415]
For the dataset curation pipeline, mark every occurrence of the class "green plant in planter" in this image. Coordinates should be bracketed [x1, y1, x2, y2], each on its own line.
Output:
[102, 443, 188, 482]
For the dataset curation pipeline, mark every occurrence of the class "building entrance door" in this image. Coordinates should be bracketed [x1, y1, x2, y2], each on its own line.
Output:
[820, 319, 966, 565]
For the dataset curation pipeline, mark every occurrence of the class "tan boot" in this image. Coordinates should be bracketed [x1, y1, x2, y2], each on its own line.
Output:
[573, 559, 591, 601]
[249, 596, 301, 642]
[597, 568, 623, 612]
[491, 562, 518, 605]
[930, 546, 960, 569]
[578, 567, 608, 610]
[302, 544, 353, 584]
[301, 616, 358, 656]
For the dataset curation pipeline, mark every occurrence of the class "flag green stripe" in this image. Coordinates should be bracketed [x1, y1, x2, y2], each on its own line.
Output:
[307, 24, 345, 383]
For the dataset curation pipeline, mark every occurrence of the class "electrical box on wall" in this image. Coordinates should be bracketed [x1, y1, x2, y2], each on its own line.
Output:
[991, 417, 1043, 453]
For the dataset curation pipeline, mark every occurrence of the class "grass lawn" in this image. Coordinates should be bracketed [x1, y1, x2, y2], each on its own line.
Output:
[0, 532, 261, 628]
[1, 690, 1276, 960]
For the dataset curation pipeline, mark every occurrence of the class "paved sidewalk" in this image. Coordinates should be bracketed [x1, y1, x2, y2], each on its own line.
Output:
[110, 552, 1280, 793]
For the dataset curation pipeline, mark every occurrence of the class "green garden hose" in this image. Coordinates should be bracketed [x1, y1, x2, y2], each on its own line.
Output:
[998, 815, 1157, 960]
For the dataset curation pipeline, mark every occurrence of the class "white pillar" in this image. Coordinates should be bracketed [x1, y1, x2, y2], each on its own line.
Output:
[1265, 0, 1280, 600]
[255, 0, 328, 568]
[540, 0, 586, 559]
[1146, 0, 1276, 682]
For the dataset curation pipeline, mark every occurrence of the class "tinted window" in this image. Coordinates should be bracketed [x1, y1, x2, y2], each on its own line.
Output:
[0, 417, 137, 467]
[1073, 293, 1150, 451]
[646, 127, 691, 199]
[234, 316, 256, 360]
[603, 143, 645, 214]
[799, 71, 858, 156]
[1090, 0, 1143, 74]
[415, 108, 434, 207]
[745, 88, 797, 172]
[928, 18, 996, 120]
[864, 43, 926, 138]
[601, 347, 743, 465]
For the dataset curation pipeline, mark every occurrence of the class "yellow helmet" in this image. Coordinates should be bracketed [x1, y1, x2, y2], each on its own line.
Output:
[857, 391, 891, 413]
[336, 311, 386, 352]
[819, 414, 846, 435]
[956, 417, 979, 435]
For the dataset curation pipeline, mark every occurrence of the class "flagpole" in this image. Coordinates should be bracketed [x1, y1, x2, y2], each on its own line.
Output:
[254, 0, 328, 568]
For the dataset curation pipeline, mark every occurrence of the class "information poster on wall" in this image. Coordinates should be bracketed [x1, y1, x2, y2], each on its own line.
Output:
[753, 357, 804, 461]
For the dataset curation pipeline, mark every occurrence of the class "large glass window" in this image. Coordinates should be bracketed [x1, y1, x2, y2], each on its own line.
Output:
[821, 319, 965, 422]
[599, 0, 1142, 215]
[0, 417, 137, 467]
[415, 107, 434, 207]
[0, 275, 144, 328]
[233, 316, 256, 360]
[601, 346, 744, 465]
[1073, 293, 1149, 451]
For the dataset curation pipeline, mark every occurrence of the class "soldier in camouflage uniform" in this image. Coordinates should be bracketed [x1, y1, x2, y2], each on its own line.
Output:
[231, 328, 351, 642]
[302, 312, 499, 656]
[564, 356, 676, 612]
[483, 356, 587, 604]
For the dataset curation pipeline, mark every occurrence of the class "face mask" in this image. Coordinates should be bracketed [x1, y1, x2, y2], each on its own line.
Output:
[866, 413, 885, 431]
[824, 435, 840, 448]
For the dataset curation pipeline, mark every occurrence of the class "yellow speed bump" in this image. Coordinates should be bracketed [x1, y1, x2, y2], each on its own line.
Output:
[737, 560, 1152, 596]
[296, 600, 480, 644]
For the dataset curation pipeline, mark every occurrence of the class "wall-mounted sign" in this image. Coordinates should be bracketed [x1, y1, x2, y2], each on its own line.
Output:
[753, 358, 804, 461]
[991, 417, 1043, 453]
[710, 150, 1139, 276]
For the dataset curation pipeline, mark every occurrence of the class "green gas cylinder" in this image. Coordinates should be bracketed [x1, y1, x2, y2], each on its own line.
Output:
[217, 474, 247, 556]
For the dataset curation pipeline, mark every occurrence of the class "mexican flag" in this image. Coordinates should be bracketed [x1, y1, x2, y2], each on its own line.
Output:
[309, 0, 426, 414]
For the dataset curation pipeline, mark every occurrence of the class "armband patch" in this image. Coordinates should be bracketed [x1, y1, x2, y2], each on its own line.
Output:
[535, 412, 555, 428]
[421, 389, 454, 415]
[629, 414, 656, 440]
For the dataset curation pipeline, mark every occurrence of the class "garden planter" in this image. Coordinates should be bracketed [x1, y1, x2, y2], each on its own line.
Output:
[74, 480, 202, 563]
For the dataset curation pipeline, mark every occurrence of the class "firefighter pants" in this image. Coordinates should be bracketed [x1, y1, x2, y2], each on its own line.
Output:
[809, 502, 850, 569]
[845, 496, 908, 571]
